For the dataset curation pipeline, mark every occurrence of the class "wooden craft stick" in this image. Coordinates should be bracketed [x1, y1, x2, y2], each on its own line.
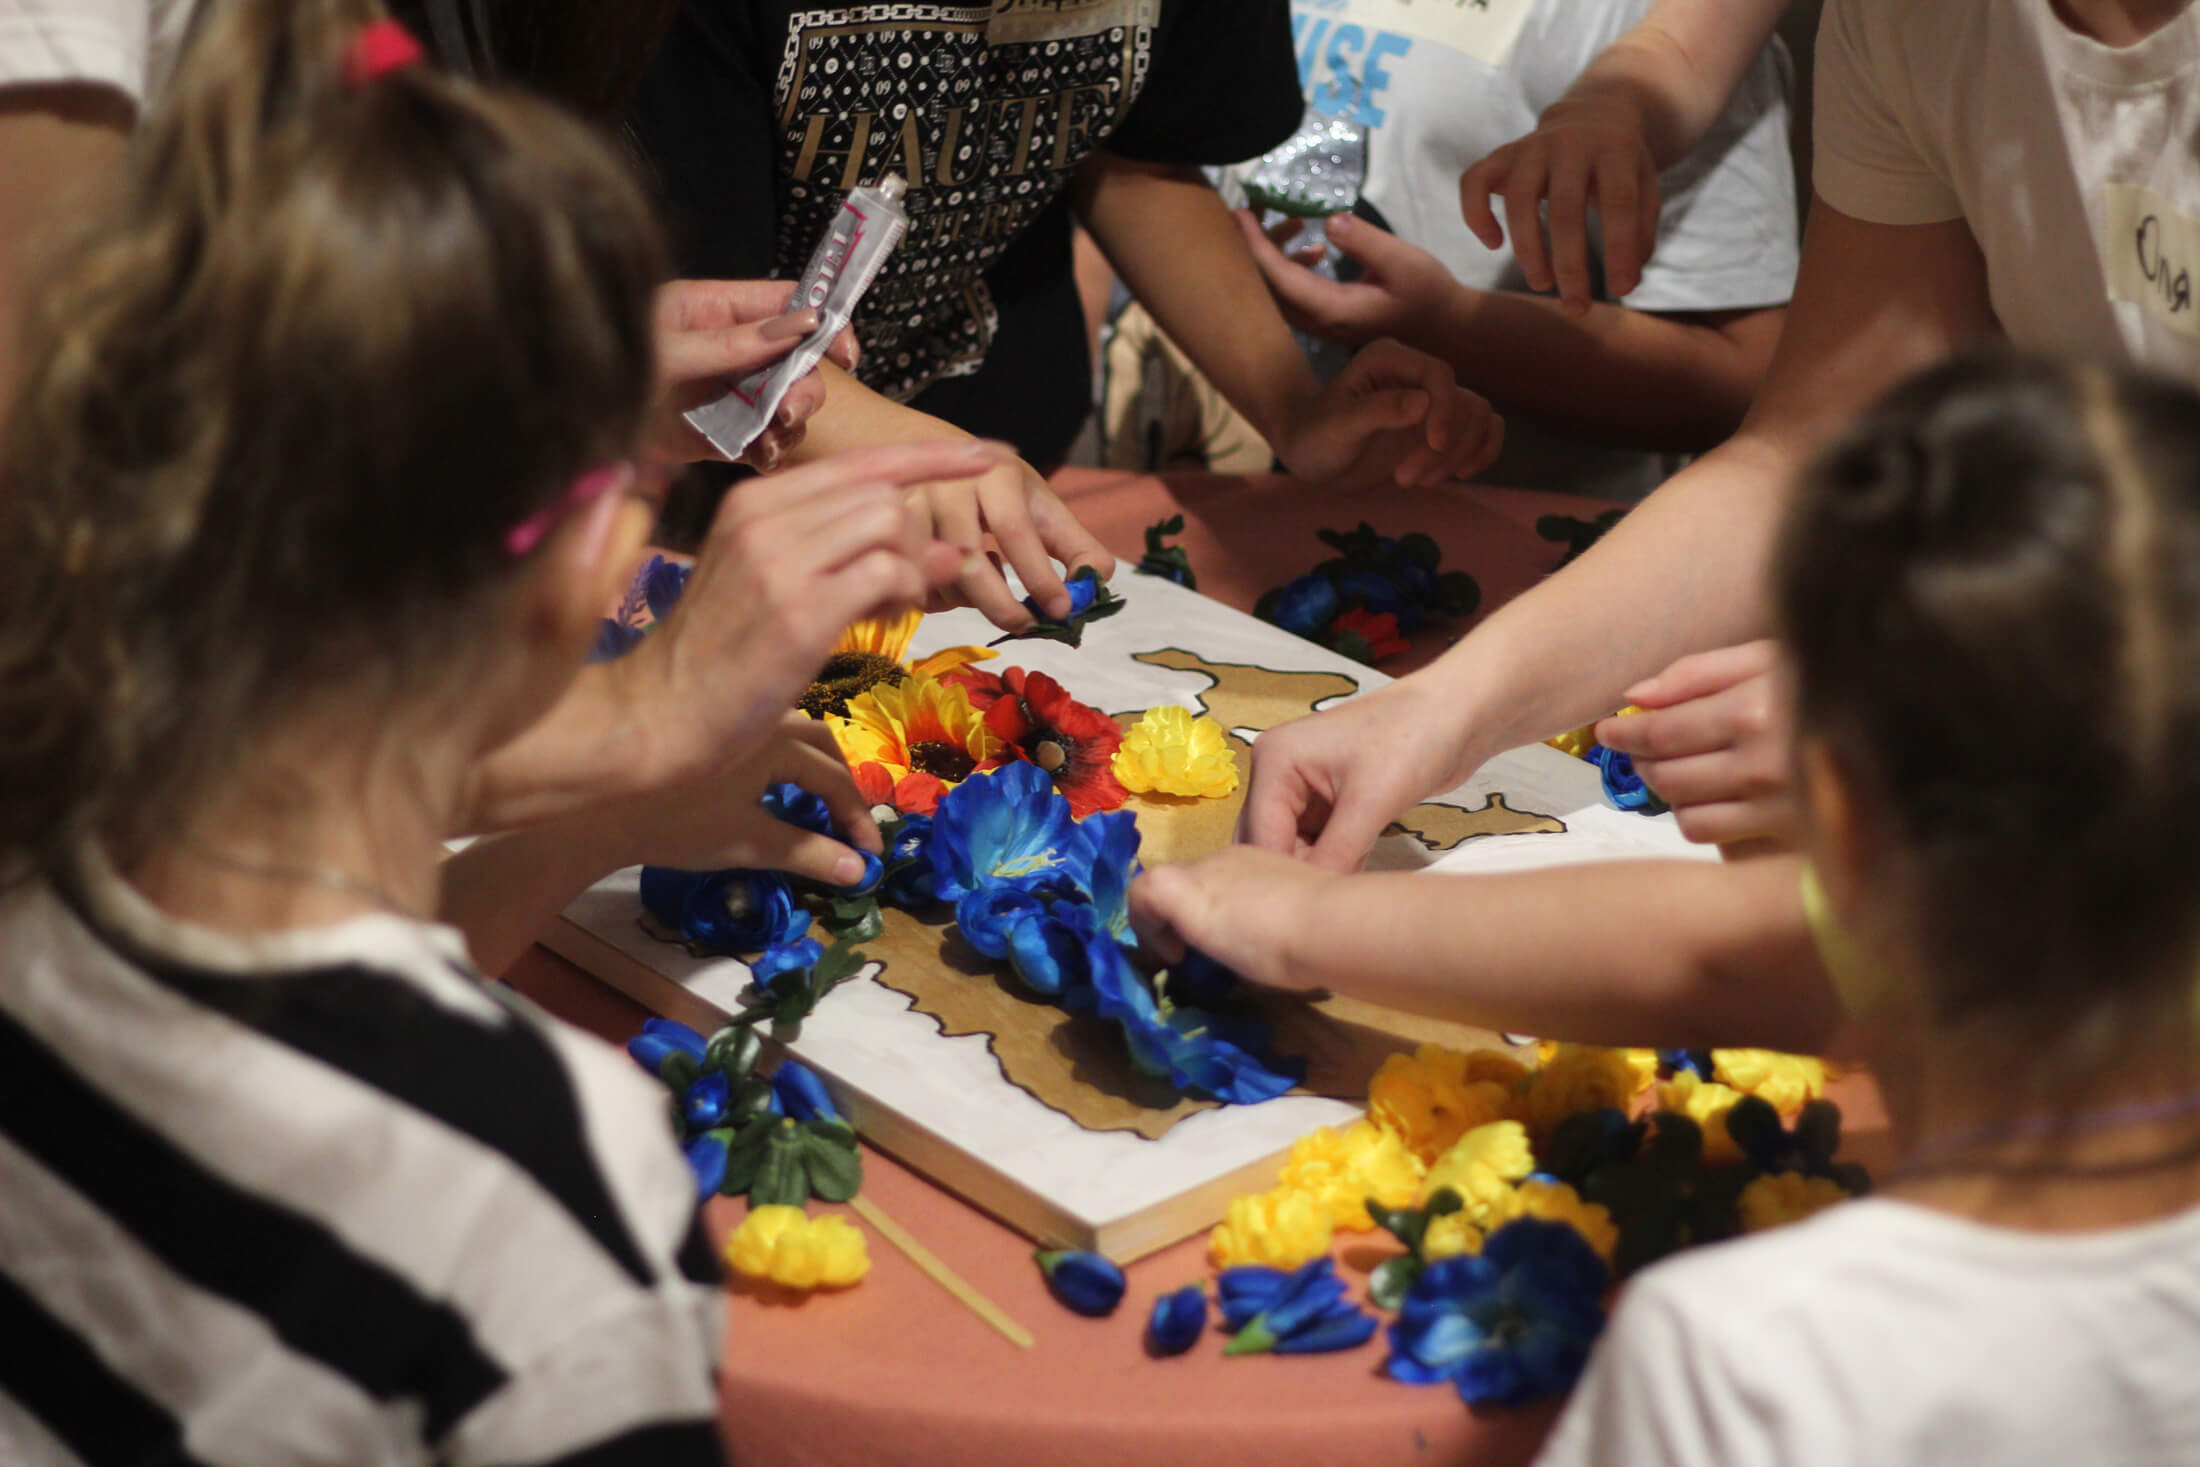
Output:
[849, 1194, 1035, 1351]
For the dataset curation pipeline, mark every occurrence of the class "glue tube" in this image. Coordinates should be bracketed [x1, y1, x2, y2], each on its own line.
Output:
[684, 174, 910, 461]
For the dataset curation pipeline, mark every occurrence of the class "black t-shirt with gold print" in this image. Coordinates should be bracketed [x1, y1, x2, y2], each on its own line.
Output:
[629, 0, 1301, 465]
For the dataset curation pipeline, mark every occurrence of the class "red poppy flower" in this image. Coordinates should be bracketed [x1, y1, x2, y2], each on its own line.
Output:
[983, 668, 1128, 817]
[937, 662, 1008, 711]
[1330, 606, 1409, 663]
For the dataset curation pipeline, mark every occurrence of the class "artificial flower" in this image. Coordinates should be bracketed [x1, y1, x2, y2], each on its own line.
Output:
[1136, 514, 1197, 588]
[1276, 1121, 1426, 1231]
[626, 1016, 708, 1080]
[1006, 566, 1126, 647]
[1658, 1048, 1713, 1080]
[1328, 606, 1409, 664]
[769, 1062, 841, 1124]
[1544, 722, 1598, 759]
[955, 881, 1058, 964]
[683, 1069, 734, 1131]
[830, 674, 1005, 815]
[1113, 704, 1241, 799]
[1261, 572, 1341, 640]
[984, 668, 1127, 816]
[877, 812, 942, 907]
[1657, 1071, 1748, 1166]
[1589, 743, 1668, 814]
[1521, 1045, 1656, 1142]
[1367, 1045, 1522, 1166]
[1540, 1106, 1643, 1187]
[684, 1132, 731, 1199]
[1384, 1219, 1609, 1406]
[1499, 1179, 1620, 1266]
[1421, 1121, 1537, 1229]
[639, 866, 812, 955]
[1209, 1185, 1335, 1270]
[1034, 1248, 1125, 1316]
[1138, 1004, 1303, 1106]
[725, 1205, 868, 1289]
[1739, 1171, 1852, 1233]
[1712, 1049, 1829, 1117]
[750, 937, 824, 993]
[927, 761, 1081, 902]
[1147, 1284, 1208, 1356]
[1220, 1258, 1379, 1356]
[798, 611, 994, 719]
[1420, 1211, 1482, 1262]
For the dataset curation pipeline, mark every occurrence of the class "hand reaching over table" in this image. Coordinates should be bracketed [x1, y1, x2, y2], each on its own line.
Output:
[1235, 209, 1456, 352]
[1129, 845, 1337, 995]
[1595, 640, 1798, 850]
[1270, 336, 1505, 493]
[901, 453, 1118, 630]
[651, 279, 859, 471]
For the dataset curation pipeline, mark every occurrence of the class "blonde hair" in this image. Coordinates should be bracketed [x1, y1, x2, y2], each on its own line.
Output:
[0, 0, 667, 880]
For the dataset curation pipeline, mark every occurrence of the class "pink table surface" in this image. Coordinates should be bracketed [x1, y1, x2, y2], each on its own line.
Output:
[504, 472, 1889, 1466]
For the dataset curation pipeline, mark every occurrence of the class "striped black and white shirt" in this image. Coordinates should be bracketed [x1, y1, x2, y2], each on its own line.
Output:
[0, 852, 727, 1466]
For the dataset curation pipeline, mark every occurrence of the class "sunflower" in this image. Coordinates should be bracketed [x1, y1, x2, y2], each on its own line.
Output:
[828, 673, 1005, 815]
[984, 668, 1127, 817]
[798, 611, 996, 719]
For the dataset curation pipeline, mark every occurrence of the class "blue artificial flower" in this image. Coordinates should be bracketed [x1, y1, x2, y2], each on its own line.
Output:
[1221, 1258, 1378, 1356]
[1334, 569, 1406, 619]
[762, 781, 835, 836]
[1658, 1048, 1712, 1080]
[1024, 567, 1104, 623]
[626, 1016, 708, 1080]
[1146, 1006, 1304, 1105]
[1148, 1284, 1208, 1357]
[1062, 807, 1141, 935]
[956, 881, 1056, 962]
[683, 1131, 730, 1200]
[1166, 949, 1241, 1010]
[592, 619, 647, 663]
[1034, 1249, 1126, 1317]
[1587, 744, 1668, 815]
[1265, 573, 1341, 640]
[1004, 898, 1113, 1005]
[638, 555, 690, 621]
[928, 762, 1080, 903]
[1540, 1106, 1641, 1188]
[768, 1061, 842, 1124]
[683, 1069, 733, 1130]
[1384, 1219, 1610, 1406]
[641, 867, 812, 955]
[750, 937, 825, 993]
[879, 813, 942, 907]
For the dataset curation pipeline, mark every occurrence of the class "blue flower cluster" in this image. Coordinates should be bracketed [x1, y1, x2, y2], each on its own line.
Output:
[1219, 1258, 1378, 1356]
[1587, 744, 1670, 815]
[625, 1018, 859, 1202]
[1384, 1219, 1610, 1405]
[593, 555, 690, 662]
[923, 762, 1302, 1105]
[1253, 523, 1479, 646]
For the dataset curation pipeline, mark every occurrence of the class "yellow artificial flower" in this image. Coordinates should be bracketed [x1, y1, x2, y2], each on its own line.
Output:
[829, 673, 1004, 813]
[724, 1205, 869, 1289]
[1277, 1120, 1426, 1231]
[1463, 1048, 1533, 1088]
[1209, 1185, 1335, 1269]
[1112, 704, 1241, 798]
[1544, 706, 1644, 759]
[799, 612, 995, 718]
[1503, 1179, 1621, 1265]
[1368, 1045, 1522, 1165]
[1421, 1210, 1483, 1261]
[1658, 1071, 1748, 1165]
[1420, 1120, 1535, 1228]
[1739, 1172, 1852, 1233]
[1521, 1044, 1654, 1141]
[1712, 1049, 1830, 1117]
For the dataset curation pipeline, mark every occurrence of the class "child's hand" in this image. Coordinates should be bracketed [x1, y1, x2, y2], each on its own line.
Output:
[1459, 92, 1662, 316]
[1237, 676, 1479, 871]
[651, 280, 862, 471]
[1597, 640, 1798, 849]
[901, 457, 1117, 630]
[635, 439, 1002, 781]
[1130, 847, 1339, 994]
[1273, 337, 1504, 491]
[1234, 210, 1455, 348]
[586, 713, 880, 884]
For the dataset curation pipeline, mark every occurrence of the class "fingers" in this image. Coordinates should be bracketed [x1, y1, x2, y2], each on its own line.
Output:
[1594, 150, 1647, 302]
[1622, 639, 1781, 709]
[1628, 745, 1787, 810]
[1026, 480, 1118, 582]
[924, 480, 1034, 631]
[1501, 146, 1554, 294]
[1237, 743, 1319, 856]
[742, 818, 875, 888]
[725, 439, 1014, 521]
[1544, 154, 1594, 317]
[980, 463, 1071, 618]
[1236, 210, 1339, 332]
[1458, 145, 1513, 250]
[1126, 866, 1195, 964]
[1666, 797, 1796, 850]
[654, 278, 800, 333]
[1598, 671, 1779, 764]
[771, 725, 882, 855]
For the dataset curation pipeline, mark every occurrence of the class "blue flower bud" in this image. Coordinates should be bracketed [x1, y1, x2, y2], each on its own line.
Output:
[683, 1131, 729, 1201]
[769, 1062, 841, 1124]
[625, 1017, 707, 1077]
[1147, 1285, 1208, 1356]
[751, 937, 825, 992]
[682, 1069, 732, 1130]
[1034, 1248, 1125, 1317]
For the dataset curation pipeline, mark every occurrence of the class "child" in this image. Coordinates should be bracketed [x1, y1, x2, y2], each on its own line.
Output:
[0, 3, 966, 1460]
[1140, 353, 2200, 1461]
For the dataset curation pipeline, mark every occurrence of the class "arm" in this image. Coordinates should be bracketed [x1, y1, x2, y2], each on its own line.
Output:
[0, 83, 133, 406]
[1241, 211, 1784, 453]
[1076, 155, 1502, 490]
[1238, 201, 1997, 868]
[1132, 848, 1843, 1054]
[1559, 0, 1792, 173]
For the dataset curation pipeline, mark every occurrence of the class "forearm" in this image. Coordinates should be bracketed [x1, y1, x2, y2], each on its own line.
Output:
[1416, 289, 1783, 452]
[467, 657, 669, 832]
[1295, 857, 1841, 1053]
[441, 821, 619, 976]
[785, 361, 979, 457]
[1076, 156, 1318, 449]
[1559, 0, 1790, 169]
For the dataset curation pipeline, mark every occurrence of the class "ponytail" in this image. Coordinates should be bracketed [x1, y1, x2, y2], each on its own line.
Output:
[0, 0, 667, 881]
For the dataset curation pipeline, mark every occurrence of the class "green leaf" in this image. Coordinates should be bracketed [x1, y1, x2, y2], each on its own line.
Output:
[703, 1026, 760, 1081]
[813, 939, 869, 992]
[729, 1074, 774, 1123]
[824, 898, 884, 943]
[658, 1050, 700, 1095]
[1424, 1187, 1465, 1218]
[720, 1118, 776, 1196]
[801, 1129, 864, 1202]
[749, 1122, 811, 1207]
[1369, 1254, 1423, 1312]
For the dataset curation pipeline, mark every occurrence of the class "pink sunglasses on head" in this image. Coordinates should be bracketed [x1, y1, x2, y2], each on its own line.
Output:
[503, 462, 636, 557]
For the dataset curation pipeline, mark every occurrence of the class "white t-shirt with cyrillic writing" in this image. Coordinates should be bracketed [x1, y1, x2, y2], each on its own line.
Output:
[1815, 0, 2200, 377]
[1536, 1196, 2200, 1467]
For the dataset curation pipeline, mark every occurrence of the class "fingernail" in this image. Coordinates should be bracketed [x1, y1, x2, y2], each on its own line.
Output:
[834, 854, 863, 884]
[962, 439, 1003, 458]
[762, 311, 819, 341]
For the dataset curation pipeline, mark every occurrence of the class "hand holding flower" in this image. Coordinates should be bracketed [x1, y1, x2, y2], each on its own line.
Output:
[1128, 845, 1338, 994]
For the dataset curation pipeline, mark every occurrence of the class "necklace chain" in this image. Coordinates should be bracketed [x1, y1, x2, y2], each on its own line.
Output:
[179, 839, 421, 921]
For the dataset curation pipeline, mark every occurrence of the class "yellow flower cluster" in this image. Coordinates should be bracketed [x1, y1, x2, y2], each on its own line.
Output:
[1712, 1049, 1830, 1116]
[1420, 1120, 1534, 1228]
[1367, 1044, 1525, 1166]
[724, 1205, 869, 1290]
[1739, 1172, 1852, 1233]
[1209, 1185, 1335, 1270]
[1520, 1044, 1658, 1142]
[1657, 1071, 1749, 1165]
[1112, 705, 1240, 799]
[1276, 1121, 1426, 1231]
[1424, 1179, 1620, 1265]
[1544, 705, 1646, 759]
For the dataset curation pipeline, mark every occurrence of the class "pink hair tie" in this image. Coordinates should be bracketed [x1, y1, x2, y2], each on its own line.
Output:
[505, 463, 632, 557]
[343, 18, 425, 88]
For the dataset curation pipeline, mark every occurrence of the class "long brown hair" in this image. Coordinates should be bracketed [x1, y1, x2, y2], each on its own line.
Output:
[0, 0, 668, 882]
[1778, 353, 2200, 1024]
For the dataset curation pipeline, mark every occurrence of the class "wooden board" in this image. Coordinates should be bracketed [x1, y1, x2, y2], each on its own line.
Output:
[548, 575, 1708, 1259]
